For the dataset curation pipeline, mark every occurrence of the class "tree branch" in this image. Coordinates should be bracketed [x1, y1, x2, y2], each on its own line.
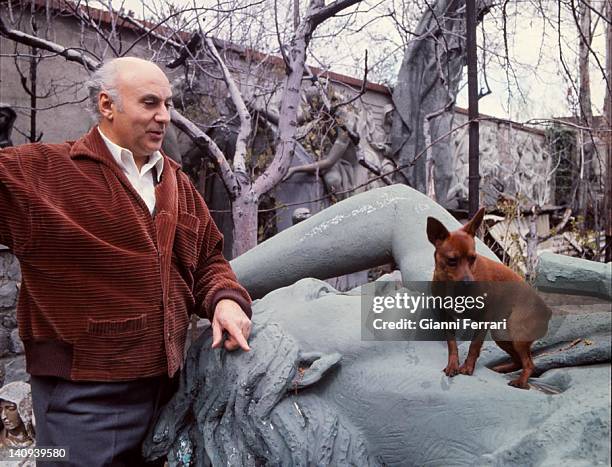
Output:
[203, 36, 251, 179]
[65, 1, 120, 57]
[309, 0, 363, 29]
[170, 109, 239, 199]
[358, 157, 393, 185]
[253, 0, 364, 197]
[274, 0, 292, 70]
[0, 16, 99, 71]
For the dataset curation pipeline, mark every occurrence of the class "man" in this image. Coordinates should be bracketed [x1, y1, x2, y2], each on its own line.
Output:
[0, 57, 252, 466]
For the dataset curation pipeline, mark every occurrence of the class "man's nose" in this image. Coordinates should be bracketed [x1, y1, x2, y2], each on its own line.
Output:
[156, 105, 171, 124]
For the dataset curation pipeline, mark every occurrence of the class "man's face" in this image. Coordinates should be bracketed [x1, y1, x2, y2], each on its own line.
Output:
[100, 62, 173, 158]
[0, 401, 23, 431]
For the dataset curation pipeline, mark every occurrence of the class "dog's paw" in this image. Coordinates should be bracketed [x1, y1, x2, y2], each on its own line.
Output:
[508, 379, 530, 390]
[443, 361, 460, 377]
[458, 363, 475, 375]
[491, 362, 521, 373]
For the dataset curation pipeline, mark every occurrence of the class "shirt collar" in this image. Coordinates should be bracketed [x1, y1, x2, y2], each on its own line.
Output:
[97, 126, 164, 182]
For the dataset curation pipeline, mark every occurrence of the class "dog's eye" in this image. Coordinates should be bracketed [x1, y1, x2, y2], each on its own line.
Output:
[447, 258, 458, 267]
[468, 256, 476, 265]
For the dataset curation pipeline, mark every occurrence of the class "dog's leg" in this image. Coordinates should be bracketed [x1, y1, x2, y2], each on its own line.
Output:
[459, 329, 487, 375]
[491, 341, 522, 373]
[443, 331, 460, 377]
[508, 341, 534, 389]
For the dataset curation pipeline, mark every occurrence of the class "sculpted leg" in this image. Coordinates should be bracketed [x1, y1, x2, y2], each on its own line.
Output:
[232, 185, 498, 299]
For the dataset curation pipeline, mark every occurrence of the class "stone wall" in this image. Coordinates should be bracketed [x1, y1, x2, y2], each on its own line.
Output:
[0, 246, 26, 384]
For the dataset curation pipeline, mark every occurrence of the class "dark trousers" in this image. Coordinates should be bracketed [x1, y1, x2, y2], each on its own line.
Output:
[30, 375, 174, 467]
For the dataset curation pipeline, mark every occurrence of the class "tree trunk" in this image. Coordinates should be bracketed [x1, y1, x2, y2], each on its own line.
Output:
[29, 46, 38, 143]
[244, 0, 361, 255]
[231, 187, 259, 258]
[577, 0, 593, 223]
[252, 0, 361, 201]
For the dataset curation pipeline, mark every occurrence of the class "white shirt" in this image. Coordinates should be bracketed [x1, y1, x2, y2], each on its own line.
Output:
[98, 127, 164, 215]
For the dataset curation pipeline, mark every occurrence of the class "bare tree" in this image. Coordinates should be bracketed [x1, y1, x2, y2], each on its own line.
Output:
[1, 0, 365, 257]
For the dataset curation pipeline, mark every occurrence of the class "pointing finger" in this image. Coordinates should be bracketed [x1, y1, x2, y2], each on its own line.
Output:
[211, 320, 223, 349]
[225, 321, 250, 352]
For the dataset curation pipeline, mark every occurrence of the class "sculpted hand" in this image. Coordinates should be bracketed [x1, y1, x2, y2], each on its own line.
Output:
[211, 299, 251, 352]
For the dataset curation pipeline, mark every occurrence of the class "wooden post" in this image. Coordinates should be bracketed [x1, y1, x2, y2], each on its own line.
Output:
[466, 0, 480, 217]
[605, 0, 611, 261]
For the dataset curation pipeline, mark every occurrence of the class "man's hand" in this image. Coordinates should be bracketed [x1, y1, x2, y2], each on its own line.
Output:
[211, 299, 251, 351]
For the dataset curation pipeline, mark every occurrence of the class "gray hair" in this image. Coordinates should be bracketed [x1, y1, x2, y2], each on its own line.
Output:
[86, 59, 123, 121]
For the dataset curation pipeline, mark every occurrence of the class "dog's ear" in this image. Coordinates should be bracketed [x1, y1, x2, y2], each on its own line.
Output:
[427, 217, 450, 246]
[462, 207, 485, 237]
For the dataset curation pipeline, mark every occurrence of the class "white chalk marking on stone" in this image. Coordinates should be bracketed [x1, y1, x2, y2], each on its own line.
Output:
[298, 194, 410, 242]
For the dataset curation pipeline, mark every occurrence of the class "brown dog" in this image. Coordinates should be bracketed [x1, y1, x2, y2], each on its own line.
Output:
[426, 208, 551, 389]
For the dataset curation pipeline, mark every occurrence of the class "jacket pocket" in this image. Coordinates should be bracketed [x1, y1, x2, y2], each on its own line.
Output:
[173, 212, 200, 270]
[87, 314, 147, 336]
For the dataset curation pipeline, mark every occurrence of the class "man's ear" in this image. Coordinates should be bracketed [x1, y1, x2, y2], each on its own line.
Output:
[98, 91, 114, 121]
[462, 207, 485, 237]
[427, 217, 450, 246]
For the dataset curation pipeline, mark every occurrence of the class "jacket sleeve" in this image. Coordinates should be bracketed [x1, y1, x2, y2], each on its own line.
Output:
[0, 146, 33, 253]
[192, 196, 252, 321]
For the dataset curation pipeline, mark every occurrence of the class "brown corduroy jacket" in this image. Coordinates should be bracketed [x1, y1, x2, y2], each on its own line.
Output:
[0, 128, 251, 381]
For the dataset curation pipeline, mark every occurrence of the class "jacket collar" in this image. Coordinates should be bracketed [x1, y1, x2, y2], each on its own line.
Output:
[69, 126, 180, 174]
[70, 126, 180, 220]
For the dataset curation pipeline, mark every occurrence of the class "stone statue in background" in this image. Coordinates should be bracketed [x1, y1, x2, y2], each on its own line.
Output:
[0, 104, 17, 149]
[390, 0, 494, 206]
[286, 100, 396, 199]
[291, 207, 311, 225]
[0, 381, 35, 448]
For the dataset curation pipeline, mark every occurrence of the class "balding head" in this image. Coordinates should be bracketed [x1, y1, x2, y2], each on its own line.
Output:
[92, 57, 173, 161]
[87, 57, 170, 121]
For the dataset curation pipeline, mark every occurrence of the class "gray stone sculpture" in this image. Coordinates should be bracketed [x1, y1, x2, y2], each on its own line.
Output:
[0, 104, 17, 149]
[291, 208, 311, 225]
[144, 279, 610, 466]
[390, 0, 493, 206]
[535, 251, 612, 300]
[144, 185, 610, 466]
[0, 381, 34, 449]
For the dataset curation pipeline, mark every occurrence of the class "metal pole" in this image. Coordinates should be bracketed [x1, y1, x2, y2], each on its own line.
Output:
[604, 0, 611, 262]
[466, 0, 480, 217]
